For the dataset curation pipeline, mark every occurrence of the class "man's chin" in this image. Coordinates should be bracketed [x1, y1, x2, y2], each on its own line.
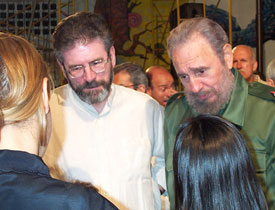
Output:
[193, 103, 218, 114]
[80, 88, 109, 105]
[239, 72, 246, 78]
[83, 86, 102, 94]
[187, 96, 219, 114]
[204, 95, 217, 104]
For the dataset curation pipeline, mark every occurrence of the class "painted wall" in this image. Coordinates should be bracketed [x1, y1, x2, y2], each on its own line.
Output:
[199, 0, 275, 74]
[83, 0, 275, 75]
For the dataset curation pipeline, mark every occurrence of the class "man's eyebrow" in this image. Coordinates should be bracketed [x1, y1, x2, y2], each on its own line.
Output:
[68, 57, 104, 68]
[189, 66, 209, 72]
[89, 57, 104, 63]
[240, 58, 247, 61]
[68, 64, 83, 68]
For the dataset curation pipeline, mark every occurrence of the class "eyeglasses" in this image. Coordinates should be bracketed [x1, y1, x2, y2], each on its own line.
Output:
[65, 56, 109, 78]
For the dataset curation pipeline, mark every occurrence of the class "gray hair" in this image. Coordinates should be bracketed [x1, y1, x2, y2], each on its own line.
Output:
[167, 17, 228, 65]
[266, 58, 275, 80]
[114, 62, 148, 90]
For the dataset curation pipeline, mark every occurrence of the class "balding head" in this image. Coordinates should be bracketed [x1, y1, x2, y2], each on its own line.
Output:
[146, 66, 177, 106]
[232, 45, 258, 83]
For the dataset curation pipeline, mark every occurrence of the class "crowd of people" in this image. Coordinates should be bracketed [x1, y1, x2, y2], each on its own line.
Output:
[0, 11, 275, 210]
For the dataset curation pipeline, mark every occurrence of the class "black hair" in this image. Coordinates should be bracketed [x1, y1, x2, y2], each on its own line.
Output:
[173, 114, 267, 210]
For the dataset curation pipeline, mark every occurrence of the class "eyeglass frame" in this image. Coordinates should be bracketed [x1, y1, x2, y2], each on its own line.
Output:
[62, 53, 110, 78]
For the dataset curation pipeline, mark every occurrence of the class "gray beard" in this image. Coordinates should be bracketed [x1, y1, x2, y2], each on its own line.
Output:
[78, 86, 110, 105]
[68, 69, 113, 105]
[185, 69, 235, 115]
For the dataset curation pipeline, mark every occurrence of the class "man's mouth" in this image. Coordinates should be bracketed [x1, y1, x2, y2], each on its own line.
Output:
[198, 94, 209, 100]
[83, 85, 102, 92]
[196, 91, 215, 102]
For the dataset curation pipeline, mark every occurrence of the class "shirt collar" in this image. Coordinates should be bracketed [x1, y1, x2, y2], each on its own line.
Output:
[219, 68, 248, 128]
[69, 84, 116, 117]
[0, 150, 50, 176]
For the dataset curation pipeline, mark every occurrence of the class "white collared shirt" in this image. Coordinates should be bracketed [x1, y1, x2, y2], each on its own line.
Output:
[44, 84, 165, 210]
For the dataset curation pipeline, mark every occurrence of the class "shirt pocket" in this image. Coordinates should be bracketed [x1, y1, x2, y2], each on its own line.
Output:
[249, 149, 266, 189]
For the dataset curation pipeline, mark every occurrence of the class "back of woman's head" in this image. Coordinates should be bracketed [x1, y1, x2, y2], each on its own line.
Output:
[173, 114, 267, 210]
[0, 32, 52, 145]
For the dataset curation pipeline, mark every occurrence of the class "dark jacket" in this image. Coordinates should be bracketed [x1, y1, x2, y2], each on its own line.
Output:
[164, 69, 275, 210]
[0, 150, 118, 210]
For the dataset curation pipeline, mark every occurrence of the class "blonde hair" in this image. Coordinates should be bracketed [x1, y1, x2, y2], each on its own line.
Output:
[0, 32, 52, 146]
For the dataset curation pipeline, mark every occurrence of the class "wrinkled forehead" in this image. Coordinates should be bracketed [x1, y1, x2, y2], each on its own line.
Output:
[233, 46, 254, 60]
[70, 37, 106, 52]
[172, 35, 215, 67]
[59, 37, 107, 60]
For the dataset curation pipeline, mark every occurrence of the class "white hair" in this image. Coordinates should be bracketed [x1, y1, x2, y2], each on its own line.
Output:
[266, 59, 275, 80]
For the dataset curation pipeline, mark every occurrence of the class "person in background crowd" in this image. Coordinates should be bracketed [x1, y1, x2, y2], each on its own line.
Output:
[232, 45, 266, 84]
[164, 17, 275, 209]
[0, 32, 118, 210]
[266, 58, 275, 87]
[43, 12, 165, 210]
[146, 66, 177, 107]
[114, 61, 171, 210]
[113, 61, 148, 92]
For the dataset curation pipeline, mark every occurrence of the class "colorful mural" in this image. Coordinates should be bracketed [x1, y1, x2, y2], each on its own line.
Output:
[95, 0, 172, 69]
[206, 0, 275, 47]
[94, 0, 275, 70]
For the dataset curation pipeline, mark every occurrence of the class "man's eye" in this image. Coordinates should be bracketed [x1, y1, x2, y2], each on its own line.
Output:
[196, 69, 206, 76]
[92, 59, 103, 66]
[70, 66, 83, 71]
[159, 87, 166, 92]
[180, 74, 188, 80]
[199, 70, 205, 74]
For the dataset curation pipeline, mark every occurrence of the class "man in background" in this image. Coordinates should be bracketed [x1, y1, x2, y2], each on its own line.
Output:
[113, 61, 148, 93]
[232, 45, 266, 84]
[146, 66, 177, 107]
[114, 61, 170, 210]
[266, 58, 275, 87]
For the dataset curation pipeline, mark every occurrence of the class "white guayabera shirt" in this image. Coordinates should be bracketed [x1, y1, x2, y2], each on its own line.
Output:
[44, 84, 166, 210]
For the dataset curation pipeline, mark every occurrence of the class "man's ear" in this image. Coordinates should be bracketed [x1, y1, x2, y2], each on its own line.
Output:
[109, 46, 116, 68]
[42, 77, 50, 114]
[147, 87, 152, 96]
[136, 84, 146, 93]
[253, 60, 258, 72]
[267, 78, 275, 87]
[223, 43, 233, 70]
[57, 59, 68, 80]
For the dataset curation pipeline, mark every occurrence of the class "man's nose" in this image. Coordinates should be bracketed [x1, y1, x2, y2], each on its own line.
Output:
[83, 66, 96, 82]
[189, 78, 202, 93]
[235, 61, 242, 70]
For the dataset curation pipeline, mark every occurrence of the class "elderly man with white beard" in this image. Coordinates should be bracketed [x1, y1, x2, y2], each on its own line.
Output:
[164, 17, 275, 210]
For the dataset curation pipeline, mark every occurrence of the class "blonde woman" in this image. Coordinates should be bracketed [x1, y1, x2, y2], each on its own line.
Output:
[0, 33, 118, 210]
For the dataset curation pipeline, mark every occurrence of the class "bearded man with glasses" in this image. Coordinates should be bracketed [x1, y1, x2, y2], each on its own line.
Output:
[43, 12, 166, 210]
